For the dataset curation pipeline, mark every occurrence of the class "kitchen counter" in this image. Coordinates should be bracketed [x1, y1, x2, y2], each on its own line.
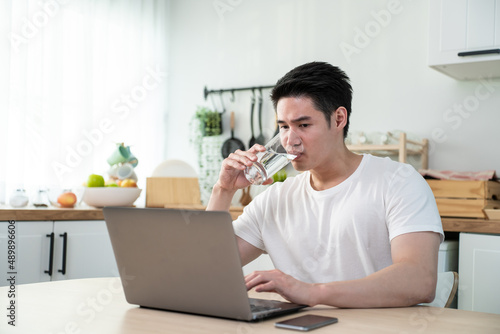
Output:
[441, 218, 500, 234]
[1, 207, 499, 233]
[0, 206, 104, 221]
[0, 206, 245, 221]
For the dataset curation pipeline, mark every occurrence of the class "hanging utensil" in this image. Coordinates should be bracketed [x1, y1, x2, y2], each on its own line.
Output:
[217, 91, 226, 133]
[221, 111, 246, 158]
[239, 186, 252, 206]
[256, 89, 265, 145]
[210, 93, 219, 111]
[248, 90, 257, 147]
[218, 91, 226, 114]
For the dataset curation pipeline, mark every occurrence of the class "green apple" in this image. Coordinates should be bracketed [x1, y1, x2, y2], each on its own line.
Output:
[272, 168, 287, 183]
[87, 174, 105, 187]
[105, 179, 118, 187]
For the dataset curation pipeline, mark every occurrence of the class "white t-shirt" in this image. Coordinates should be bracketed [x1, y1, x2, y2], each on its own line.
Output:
[233, 154, 444, 284]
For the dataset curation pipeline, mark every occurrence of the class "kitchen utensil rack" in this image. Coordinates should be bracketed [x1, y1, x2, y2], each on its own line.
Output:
[347, 132, 429, 169]
[203, 85, 274, 101]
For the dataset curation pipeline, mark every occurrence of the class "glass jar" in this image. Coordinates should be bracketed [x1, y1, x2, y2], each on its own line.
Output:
[9, 189, 29, 208]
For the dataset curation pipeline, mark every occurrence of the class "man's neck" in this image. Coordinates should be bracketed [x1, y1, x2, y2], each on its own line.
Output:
[309, 148, 363, 191]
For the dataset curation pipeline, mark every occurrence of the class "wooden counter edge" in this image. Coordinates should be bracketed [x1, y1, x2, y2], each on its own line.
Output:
[3, 207, 499, 234]
[0, 208, 104, 221]
[0, 205, 245, 222]
[441, 218, 500, 234]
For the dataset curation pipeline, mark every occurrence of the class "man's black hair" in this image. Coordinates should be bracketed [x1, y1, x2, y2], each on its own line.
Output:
[270, 62, 352, 139]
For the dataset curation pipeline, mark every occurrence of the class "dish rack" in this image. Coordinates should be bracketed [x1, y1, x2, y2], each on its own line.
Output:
[347, 132, 429, 169]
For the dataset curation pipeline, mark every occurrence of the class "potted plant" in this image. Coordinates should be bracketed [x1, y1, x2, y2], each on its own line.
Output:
[193, 106, 222, 137]
[190, 106, 223, 204]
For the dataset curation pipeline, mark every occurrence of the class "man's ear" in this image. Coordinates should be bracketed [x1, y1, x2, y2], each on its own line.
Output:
[333, 107, 348, 129]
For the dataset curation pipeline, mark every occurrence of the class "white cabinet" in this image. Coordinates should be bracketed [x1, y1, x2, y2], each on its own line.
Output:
[428, 0, 500, 80]
[51, 221, 118, 281]
[0, 221, 53, 285]
[0, 220, 118, 286]
[458, 233, 500, 314]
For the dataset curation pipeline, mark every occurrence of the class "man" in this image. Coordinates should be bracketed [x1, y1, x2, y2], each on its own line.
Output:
[207, 62, 443, 308]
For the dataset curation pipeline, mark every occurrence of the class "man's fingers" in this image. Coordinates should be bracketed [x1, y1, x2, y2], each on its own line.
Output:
[227, 151, 257, 168]
[263, 178, 274, 185]
[254, 280, 277, 293]
[245, 272, 263, 290]
[223, 144, 266, 171]
[223, 156, 248, 170]
[245, 271, 269, 289]
[248, 144, 266, 153]
[246, 277, 276, 293]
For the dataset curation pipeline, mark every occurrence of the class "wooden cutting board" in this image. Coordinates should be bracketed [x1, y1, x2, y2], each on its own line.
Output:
[146, 177, 201, 208]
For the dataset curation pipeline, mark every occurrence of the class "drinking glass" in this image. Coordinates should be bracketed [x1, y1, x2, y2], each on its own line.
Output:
[244, 133, 299, 185]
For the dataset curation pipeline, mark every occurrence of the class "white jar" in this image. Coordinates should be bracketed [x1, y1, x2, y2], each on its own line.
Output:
[9, 189, 29, 208]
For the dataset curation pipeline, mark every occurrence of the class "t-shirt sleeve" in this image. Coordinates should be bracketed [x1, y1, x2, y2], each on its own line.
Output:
[232, 190, 268, 252]
[385, 164, 444, 243]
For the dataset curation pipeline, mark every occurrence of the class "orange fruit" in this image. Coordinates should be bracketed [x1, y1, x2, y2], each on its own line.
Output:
[120, 179, 137, 187]
[57, 192, 77, 208]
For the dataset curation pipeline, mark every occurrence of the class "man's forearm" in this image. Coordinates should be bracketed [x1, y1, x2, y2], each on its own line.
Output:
[246, 232, 440, 308]
[206, 183, 237, 212]
[310, 232, 440, 308]
[310, 262, 437, 308]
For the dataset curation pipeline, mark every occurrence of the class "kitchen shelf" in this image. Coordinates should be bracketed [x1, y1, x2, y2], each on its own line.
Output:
[347, 132, 429, 169]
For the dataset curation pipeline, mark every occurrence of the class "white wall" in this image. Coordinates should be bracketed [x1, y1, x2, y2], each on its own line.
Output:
[165, 0, 500, 177]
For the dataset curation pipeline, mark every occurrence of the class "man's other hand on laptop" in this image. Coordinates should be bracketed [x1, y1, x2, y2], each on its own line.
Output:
[245, 269, 316, 307]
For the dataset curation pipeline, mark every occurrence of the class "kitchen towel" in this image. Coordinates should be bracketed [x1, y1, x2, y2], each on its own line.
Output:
[419, 169, 496, 181]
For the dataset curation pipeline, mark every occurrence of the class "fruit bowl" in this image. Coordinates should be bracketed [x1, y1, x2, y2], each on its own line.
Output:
[48, 187, 85, 208]
[82, 187, 142, 207]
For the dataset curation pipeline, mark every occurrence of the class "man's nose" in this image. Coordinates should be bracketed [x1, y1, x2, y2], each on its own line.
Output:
[283, 129, 302, 147]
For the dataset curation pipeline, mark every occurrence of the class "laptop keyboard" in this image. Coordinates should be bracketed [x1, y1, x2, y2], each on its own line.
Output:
[249, 298, 282, 314]
[250, 304, 281, 313]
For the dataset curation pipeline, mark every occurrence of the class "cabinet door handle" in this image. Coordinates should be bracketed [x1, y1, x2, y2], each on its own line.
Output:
[458, 48, 500, 57]
[44, 233, 55, 276]
[58, 232, 68, 275]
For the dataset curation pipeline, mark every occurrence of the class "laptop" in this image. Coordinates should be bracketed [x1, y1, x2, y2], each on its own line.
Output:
[103, 207, 307, 321]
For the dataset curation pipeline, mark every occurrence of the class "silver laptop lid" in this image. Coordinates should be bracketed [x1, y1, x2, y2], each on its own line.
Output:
[103, 207, 254, 320]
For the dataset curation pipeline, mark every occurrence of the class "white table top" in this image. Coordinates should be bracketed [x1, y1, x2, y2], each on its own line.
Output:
[1, 277, 500, 333]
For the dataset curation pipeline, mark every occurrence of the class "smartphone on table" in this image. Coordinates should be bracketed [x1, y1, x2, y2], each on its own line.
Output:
[275, 314, 338, 331]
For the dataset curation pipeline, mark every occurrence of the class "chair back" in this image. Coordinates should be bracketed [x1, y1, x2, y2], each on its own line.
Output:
[422, 271, 459, 308]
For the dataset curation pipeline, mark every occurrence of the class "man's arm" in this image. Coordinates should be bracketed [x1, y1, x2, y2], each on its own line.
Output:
[245, 231, 441, 308]
[205, 146, 269, 266]
[237, 236, 263, 266]
[206, 182, 237, 212]
[206, 145, 270, 212]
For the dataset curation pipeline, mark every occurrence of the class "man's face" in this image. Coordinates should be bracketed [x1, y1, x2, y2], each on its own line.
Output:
[277, 96, 341, 172]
